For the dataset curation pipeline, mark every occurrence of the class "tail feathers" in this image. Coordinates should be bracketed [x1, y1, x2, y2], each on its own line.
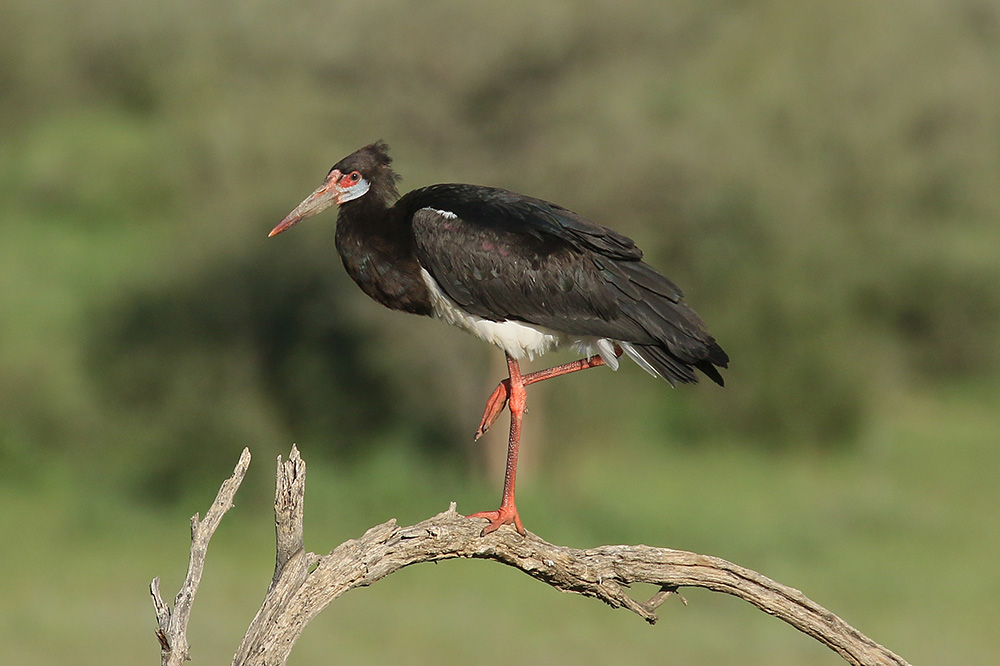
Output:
[626, 340, 728, 387]
[610, 261, 728, 387]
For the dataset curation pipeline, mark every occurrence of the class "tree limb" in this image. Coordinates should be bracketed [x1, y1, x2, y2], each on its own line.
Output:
[151, 447, 252, 666]
[151, 447, 912, 666]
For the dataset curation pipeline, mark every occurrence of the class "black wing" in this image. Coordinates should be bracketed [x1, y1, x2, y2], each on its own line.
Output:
[400, 184, 643, 260]
[401, 184, 728, 385]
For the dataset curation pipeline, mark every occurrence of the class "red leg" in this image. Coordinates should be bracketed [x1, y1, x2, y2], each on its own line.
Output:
[467, 354, 527, 536]
[475, 350, 619, 439]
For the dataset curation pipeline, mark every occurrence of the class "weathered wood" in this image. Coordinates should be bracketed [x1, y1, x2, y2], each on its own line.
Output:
[231, 446, 310, 665]
[150, 447, 251, 666]
[152, 447, 912, 666]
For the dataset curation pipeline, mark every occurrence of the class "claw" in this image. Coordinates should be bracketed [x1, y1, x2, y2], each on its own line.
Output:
[467, 504, 526, 536]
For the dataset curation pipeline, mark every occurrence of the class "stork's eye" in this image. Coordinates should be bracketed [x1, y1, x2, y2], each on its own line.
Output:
[337, 171, 364, 188]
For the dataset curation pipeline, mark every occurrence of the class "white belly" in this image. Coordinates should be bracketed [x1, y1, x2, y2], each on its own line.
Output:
[420, 268, 565, 360]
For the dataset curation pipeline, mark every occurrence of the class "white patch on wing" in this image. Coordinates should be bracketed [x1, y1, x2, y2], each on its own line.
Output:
[426, 208, 458, 220]
[420, 268, 564, 359]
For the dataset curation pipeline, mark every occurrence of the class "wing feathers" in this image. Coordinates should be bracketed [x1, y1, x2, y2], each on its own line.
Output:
[405, 189, 727, 385]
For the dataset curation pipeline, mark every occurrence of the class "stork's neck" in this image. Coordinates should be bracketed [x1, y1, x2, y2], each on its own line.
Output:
[333, 190, 432, 317]
[337, 189, 391, 229]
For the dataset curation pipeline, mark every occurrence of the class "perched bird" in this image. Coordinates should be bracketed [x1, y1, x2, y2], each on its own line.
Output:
[269, 141, 728, 535]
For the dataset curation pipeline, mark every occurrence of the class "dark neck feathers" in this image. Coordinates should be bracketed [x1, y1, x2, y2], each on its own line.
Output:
[334, 194, 431, 316]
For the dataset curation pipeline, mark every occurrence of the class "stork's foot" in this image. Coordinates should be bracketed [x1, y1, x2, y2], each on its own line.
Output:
[467, 503, 526, 536]
[475, 379, 510, 440]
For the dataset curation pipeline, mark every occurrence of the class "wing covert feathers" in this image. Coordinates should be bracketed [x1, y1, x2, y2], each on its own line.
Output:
[404, 190, 728, 385]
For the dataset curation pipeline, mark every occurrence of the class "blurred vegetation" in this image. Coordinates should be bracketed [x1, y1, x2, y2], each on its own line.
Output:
[0, 0, 998, 663]
[2, 0, 998, 488]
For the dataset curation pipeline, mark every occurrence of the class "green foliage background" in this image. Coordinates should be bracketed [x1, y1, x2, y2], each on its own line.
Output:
[1, 1, 998, 664]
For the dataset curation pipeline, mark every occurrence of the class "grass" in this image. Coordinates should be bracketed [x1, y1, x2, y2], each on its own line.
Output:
[1, 381, 996, 665]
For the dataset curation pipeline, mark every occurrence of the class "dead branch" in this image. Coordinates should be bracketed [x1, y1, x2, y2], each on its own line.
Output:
[151, 447, 911, 666]
[151, 447, 251, 666]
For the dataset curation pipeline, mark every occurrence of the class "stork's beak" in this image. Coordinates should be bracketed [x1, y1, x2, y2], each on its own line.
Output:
[268, 170, 344, 237]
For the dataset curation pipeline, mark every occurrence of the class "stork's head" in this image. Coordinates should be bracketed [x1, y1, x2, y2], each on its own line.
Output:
[269, 141, 399, 237]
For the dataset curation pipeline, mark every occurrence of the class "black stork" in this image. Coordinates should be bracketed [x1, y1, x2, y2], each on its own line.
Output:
[269, 141, 728, 536]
